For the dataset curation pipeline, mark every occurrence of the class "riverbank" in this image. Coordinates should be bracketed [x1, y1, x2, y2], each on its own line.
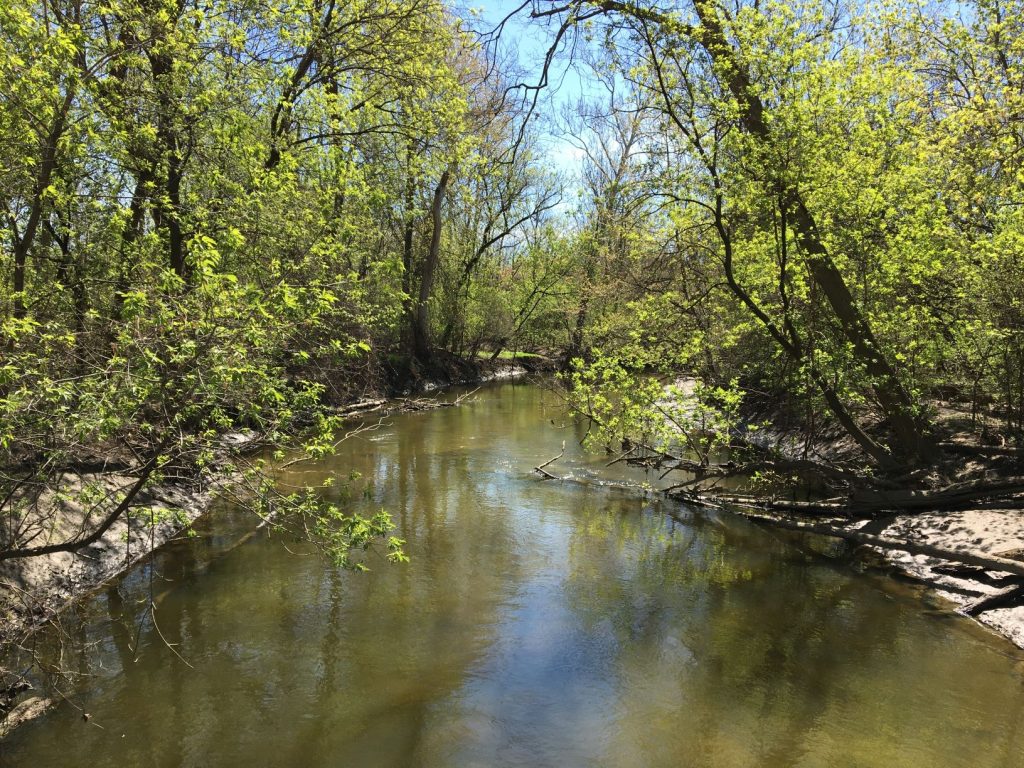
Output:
[854, 509, 1024, 648]
[735, 504, 1024, 650]
[639, 378, 1024, 649]
[1, 359, 541, 629]
[0, 433, 256, 651]
[727, 397, 1024, 649]
[0, 358, 539, 735]
[0, 447, 244, 740]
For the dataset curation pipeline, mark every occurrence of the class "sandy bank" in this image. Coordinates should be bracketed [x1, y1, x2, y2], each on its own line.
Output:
[858, 509, 1024, 648]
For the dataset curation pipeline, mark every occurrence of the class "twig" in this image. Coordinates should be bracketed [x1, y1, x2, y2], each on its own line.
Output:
[534, 441, 565, 479]
[605, 445, 637, 467]
[149, 602, 193, 669]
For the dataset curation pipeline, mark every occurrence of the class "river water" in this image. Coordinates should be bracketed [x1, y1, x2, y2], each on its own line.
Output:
[3, 382, 1023, 767]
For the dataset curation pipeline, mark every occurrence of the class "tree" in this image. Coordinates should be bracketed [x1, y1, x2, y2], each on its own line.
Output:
[525, 0, 956, 471]
[1, 0, 525, 568]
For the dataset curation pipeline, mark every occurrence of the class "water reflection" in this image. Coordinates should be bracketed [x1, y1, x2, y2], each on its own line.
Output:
[3, 383, 1023, 767]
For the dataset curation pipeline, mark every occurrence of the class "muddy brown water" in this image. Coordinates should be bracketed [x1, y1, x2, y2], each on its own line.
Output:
[2, 382, 1023, 767]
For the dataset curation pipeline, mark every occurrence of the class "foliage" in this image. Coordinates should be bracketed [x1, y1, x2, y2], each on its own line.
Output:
[0, 0, 553, 564]
[534, 0, 1024, 468]
[10, 0, 1024, 565]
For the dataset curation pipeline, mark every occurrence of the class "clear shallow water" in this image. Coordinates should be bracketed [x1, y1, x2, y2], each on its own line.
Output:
[3, 382, 1023, 767]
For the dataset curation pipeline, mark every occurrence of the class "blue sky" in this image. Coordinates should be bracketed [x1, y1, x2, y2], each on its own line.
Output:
[466, 1, 594, 179]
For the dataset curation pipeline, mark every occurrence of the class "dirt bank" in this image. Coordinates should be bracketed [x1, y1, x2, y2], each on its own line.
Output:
[0, 432, 257, 645]
[0, 436, 252, 737]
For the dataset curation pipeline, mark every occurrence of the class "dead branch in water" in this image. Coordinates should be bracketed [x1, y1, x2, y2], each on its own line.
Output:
[331, 398, 389, 417]
[534, 442, 565, 480]
[672, 476, 1024, 517]
[395, 387, 480, 412]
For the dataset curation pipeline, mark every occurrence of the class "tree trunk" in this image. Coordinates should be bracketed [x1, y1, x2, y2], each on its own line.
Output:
[165, 157, 188, 280]
[412, 169, 450, 364]
[565, 298, 589, 367]
[112, 171, 152, 321]
[10, 97, 71, 319]
[689, 0, 933, 464]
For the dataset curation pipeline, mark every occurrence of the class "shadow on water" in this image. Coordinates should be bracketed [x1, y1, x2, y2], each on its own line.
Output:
[3, 382, 1024, 767]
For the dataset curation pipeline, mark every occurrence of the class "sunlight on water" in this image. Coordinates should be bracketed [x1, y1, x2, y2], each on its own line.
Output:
[3, 383, 1023, 767]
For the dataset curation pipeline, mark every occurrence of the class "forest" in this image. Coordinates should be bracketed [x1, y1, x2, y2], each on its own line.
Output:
[6, 0, 1024, 758]
[4, 0, 1024, 599]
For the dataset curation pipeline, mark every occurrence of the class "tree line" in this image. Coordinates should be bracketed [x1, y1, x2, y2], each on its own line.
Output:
[0, 0, 575, 564]
[525, 0, 1024, 499]
[7, 0, 1024, 565]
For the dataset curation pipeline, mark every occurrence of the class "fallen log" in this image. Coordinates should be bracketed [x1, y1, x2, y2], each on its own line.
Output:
[624, 451, 864, 488]
[671, 491, 847, 515]
[938, 442, 1024, 458]
[737, 513, 1024, 578]
[932, 563, 1021, 587]
[333, 399, 388, 416]
[963, 584, 1024, 616]
[0, 696, 55, 740]
[674, 476, 1024, 516]
[847, 477, 1024, 511]
[394, 387, 481, 412]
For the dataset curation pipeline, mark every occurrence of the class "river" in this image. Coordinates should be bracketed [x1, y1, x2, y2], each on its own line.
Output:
[2, 382, 1023, 767]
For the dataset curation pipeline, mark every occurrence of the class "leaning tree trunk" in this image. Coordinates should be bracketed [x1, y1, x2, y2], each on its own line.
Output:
[687, 0, 934, 465]
[10, 93, 72, 319]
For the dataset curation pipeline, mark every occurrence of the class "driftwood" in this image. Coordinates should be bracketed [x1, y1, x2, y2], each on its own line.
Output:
[674, 476, 1024, 517]
[615, 440, 863, 486]
[845, 477, 1024, 511]
[672, 491, 848, 515]
[332, 398, 388, 417]
[737, 513, 1024, 579]
[614, 427, 1024, 515]
[394, 387, 480, 412]
[329, 388, 479, 419]
[963, 584, 1024, 616]
[932, 563, 1021, 588]
[655, 457, 863, 486]
[0, 696, 55, 740]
